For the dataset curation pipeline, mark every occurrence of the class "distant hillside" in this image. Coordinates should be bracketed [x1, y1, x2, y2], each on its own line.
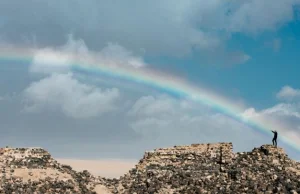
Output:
[0, 147, 108, 194]
[0, 143, 300, 194]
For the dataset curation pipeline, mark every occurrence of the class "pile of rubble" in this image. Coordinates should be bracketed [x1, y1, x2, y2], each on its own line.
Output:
[0, 143, 299, 194]
[0, 147, 108, 194]
[112, 143, 300, 194]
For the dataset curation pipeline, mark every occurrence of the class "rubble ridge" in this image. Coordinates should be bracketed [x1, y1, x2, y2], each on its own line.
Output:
[112, 143, 300, 194]
[0, 143, 299, 194]
[0, 146, 107, 194]
[145, 142, 285, 155]
[135, 142, 289, 169]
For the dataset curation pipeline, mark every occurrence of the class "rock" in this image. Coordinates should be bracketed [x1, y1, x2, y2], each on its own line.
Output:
[0, 143, 299, 194]
[0, 147, 110, 194]
[111, 143, 300, 194]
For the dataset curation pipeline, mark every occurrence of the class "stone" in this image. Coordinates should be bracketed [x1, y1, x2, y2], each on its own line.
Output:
[110, 143, 300, 194]
[0, 147, 110, 193]
[0, 143, 299, 194]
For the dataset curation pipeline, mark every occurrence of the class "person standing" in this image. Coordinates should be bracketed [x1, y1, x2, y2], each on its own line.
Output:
[271, 130, 278, 147]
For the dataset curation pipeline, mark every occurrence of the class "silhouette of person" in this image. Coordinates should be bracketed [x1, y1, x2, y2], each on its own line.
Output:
[271, 130, 278, 147]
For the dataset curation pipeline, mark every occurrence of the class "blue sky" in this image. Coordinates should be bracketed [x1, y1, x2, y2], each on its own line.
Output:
[1, 1, 300, 162]
[146, 19, 300, 109]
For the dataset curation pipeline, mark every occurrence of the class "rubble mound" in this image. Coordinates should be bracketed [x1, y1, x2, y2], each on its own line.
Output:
[1, 143, 299, 194]
[0, 147, 108, 194]
[113, 143, 300, 194]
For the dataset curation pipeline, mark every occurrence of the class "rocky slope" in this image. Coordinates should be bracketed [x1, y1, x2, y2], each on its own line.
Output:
[0, 147, 108, 194]
[0, 143, 299, 194]
[109, 143, 300, 194]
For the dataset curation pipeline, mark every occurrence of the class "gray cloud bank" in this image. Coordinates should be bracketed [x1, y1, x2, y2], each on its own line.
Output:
[0, 0, 299, 65]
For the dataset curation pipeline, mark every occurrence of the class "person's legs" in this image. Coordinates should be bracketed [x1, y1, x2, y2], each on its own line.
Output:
[275, 138, 277, 147]
[272, 138, 275, 145]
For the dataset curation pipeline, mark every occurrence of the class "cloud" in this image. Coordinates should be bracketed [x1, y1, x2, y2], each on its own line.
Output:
[30, 48, 73, 74]
[24, 35, 149, 119]
[24, 35, 147, 118]
[127, 92, 300, 159]
[222, 0, 298, 34]
[0, 1, 220, 57]
[272, 38, 282, 52]
[99, 42, 146, 68]
[264, 38, 282, 52]
[276, 85, 300, 101]
[1, 0, 298, 60]
[241, 107, 258, 119]
[227, 51, 251, 65]
[30, 35, 145, 75]
[191, 46, 252, 66]
[23, 73, 120, 118]
[184, 0, 299, 35]
[0, 93, 20, 102]
[262, 103, 300, 118]
[128, 95, 178, 117]
[127, 94, 264, 151]
[3, 75, 300, 160]
[242, 85, 300, 145]
[246, 105, 300, 144]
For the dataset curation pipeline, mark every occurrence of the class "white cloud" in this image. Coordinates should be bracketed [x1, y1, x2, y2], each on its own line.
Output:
[99, 42, 146, 68]
[223, 0, 298, 34]
[23, 73, 120, 118]
[128, 95, 177, 117]
[127, 94, 263, 150]
[262, 103, 300, 118]
[241, 107, 258, 119]
[127, 91, 300, 155]
[276, 86, 300, 101]
[30, 48, 73, 74]
[25, 35, 149, 119]
[242, 103, 300, 120]
[241, 100, 300, 146]
[30, 35, 145, 75]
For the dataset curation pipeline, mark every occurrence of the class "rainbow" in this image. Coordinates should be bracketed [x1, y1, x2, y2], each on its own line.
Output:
[1, 46, 300, 153]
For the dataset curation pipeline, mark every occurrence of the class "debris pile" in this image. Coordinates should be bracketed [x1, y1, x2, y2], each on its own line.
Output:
[0, 143, 299, 194]
[0, 147, 108, 194]
[113, 143, 300, 194]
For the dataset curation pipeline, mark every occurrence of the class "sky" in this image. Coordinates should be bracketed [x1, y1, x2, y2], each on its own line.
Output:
[1, 0, 300, 167]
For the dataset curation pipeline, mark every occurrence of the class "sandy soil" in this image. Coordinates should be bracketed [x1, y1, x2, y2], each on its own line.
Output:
[93, 185, 112, 194]
[57, 158, 137, 178]
[10, 168, 73, 182]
